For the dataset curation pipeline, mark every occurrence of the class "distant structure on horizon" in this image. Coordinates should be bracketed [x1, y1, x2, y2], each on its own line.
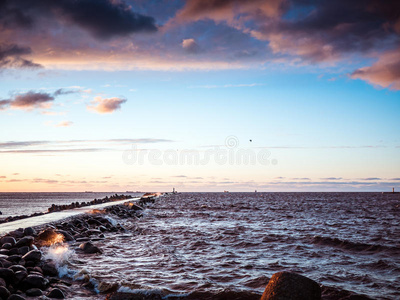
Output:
[382, 187, 399, 194]
[172, 187, 177, 194]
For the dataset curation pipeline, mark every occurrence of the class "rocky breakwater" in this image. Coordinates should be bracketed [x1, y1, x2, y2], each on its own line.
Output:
[0, 226, 70, 299]
[0, 194, 133, 225]
[0, 195, 155, 299]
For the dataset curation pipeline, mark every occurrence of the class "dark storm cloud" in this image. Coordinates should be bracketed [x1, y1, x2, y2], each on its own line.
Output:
[0, 43, 41, 69]
[252, 0, 400, 62]
[0, 0, 157, 39]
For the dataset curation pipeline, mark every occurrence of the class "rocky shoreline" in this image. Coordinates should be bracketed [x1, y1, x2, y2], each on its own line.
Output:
[0, 194, 375, 300]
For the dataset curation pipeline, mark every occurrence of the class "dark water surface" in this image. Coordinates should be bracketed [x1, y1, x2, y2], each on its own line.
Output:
[2, 192, 400, 299]
[68, 192, 400, 299]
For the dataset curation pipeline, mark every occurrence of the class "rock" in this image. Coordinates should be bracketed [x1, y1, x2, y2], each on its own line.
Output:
[9, 229, 24, 239]
[26, 288, 43, 296]
[97, 281, 118, 293]
[20, 274, 48, 291]
[17, 247, 30, 256]
[7, 294, 26, 300]
[2, 243, 12, 250]
[41, 262, 58, 277]
[55, 230, 74, 242]
[0, 237, 16, 246]
[0, 249, 9, 256]
[23, 228, 36, 236]
[0, 278, 6, 287]
[79, 242, 102, 254]
[0, 268, 15, 284]
[14, 271, 28, 285]
[7, 249, 19, 256]
[9, 265, 27, 273]
[261, 272, 321, 300]
[36, 228, 63, 246]
[6, 255, 22, 264]
[22, 250, 42, 262]
[47, 288, 65, 299]
[0, 286, 10, 299]
[15, 236, 34, 248]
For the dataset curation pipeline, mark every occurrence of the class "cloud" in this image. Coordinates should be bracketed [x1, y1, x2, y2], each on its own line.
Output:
[0, 43, 41, 69]
[87, 96, 127, 114]
[182, 38, 200, 53]
[56, 121, 73, 127]
[172, 0, 286, 25]
[1, 91, 55, 110]
[359, 177, 381, 181]
[351, 47, 400, 90]
[320, 177, 343, 180]
[0, 0, 157, 40]
[189, 83, 264, 89]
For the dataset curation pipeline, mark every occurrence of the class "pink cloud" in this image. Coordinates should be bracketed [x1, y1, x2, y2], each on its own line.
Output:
[351, 48, 400, 90]
[87, 96, 127, 114]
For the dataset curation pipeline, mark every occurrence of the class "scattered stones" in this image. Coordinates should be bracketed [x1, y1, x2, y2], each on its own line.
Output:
[15, 236, 34, 248]
[261, 272, 321, 300]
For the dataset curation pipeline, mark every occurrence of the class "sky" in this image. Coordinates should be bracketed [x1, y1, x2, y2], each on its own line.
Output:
[0, 0, 399, 192]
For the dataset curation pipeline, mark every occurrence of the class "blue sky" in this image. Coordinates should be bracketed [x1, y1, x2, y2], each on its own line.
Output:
[0, 0, 399, 191]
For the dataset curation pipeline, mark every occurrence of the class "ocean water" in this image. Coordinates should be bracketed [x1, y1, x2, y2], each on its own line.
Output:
[0, 192, 142, 217]
[2, 192, 400, 299]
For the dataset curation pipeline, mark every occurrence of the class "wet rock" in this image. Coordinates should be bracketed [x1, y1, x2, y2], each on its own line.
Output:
[6, 255, 22, 264]
[7, 294, 26, 300]
[15, 236, 34, 248]
[0, 249, 9, 256]
[2, 243, 12, 250]
[0, 277, 6, 287]
[26, 288, 43, 296]
[17, 247, 30, 256]
[79, 242, 102, 254]
[0, 237, 16, 246]
[22, 250, 42, 263]
[0, 268, 15, 284]
[0, 286, 10, 299]
[9, 229, 24, 239]
[7, 249, 19, 256]
[36, 228, 62, 246]
[20, 274, 48, 291]
[9, 265, 26, 273]
[23, 228, 36, 237]
[41, 262, 58, 277]
[14, 271, 28, 285]
[55, 230, 74, 242]
[97, 281, 118, 293]
[261, 272, 321, 300]
[47, 288, 65, 299]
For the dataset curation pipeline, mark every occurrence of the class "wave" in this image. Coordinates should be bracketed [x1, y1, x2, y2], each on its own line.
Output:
[312, 236, 400, 253]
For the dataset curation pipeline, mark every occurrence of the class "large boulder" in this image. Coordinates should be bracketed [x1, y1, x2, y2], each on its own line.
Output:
[261, 272, 321, 300]
[0, 286, 10, 299]
[47, 288, 65, 299]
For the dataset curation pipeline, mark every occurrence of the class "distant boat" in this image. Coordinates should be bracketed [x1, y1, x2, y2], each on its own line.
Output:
[126, 191, 134, 193]
[84, 191, 93, 193]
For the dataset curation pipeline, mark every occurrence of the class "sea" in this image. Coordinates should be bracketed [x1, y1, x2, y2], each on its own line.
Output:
[0, 192, 399, 299]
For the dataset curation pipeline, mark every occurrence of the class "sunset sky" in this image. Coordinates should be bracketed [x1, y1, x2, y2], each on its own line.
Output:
[0, 0, 399, 192]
